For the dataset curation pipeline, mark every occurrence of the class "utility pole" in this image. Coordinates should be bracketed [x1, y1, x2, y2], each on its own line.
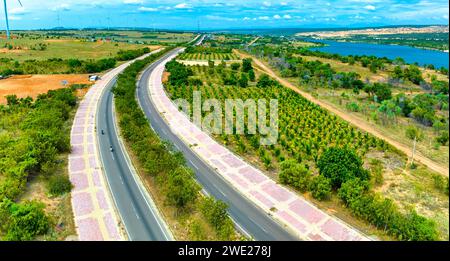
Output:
[57, 12, 61, 28]
[410, 136, 417, 167]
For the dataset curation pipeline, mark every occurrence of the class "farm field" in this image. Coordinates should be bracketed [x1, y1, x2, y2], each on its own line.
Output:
[0, 37, 160, 62]
[0, 74, 91, 104]
[164, 48, 449, 240]
[177, 52, 240, 61]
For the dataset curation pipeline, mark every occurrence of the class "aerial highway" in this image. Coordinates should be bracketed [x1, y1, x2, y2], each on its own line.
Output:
[96, 66, 173, 241]
[136, 48, 298, 241]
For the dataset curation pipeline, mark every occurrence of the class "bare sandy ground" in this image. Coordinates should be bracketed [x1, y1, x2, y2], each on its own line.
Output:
[0, 74, 92, 104]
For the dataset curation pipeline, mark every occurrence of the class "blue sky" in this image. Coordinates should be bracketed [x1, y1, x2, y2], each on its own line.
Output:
[2, 0, 449, 30]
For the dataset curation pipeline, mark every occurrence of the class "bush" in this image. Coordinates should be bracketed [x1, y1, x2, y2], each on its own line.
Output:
[0, 199, 50, 241]
[317, 147, 370, 188]
[199, 197, 234, 240]
[230, 63, 241, 71]
[308, 175, 332, 200]
[436, 130, 449, 146]
[279, 160, 311, 192]
[166, 166, 200, 208]
[257, 74, 275, 88]
[47, 175, 73, 196]
[405, 126, 424, 141]
[338, 179, 438, 241]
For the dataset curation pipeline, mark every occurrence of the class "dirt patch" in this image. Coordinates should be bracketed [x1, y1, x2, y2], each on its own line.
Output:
[162, 72, 170, 84]
[44, 39, 76, 43]
[0, 74, 92, 104]
[0, 48, 25, 54]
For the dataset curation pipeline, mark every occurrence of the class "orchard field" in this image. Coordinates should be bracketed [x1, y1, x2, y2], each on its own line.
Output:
[164, 54, 449, 240]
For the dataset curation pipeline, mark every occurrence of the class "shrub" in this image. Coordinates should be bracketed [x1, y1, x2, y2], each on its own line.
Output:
[47, 175, 73, 196]
[257, 74, 274, 88]
[199, 197, 234, 240]
[279, 160, 311, 192]
[338, 179, 438, 241]
[166, 166, 200, 208]
[308, 175, 332, 200]
[230, 63, 241, 71]
[436, 130, 449, 146]
[346, 102, 360, 112]
[405, 126, 424, 141]
[0, 199, 50, 241]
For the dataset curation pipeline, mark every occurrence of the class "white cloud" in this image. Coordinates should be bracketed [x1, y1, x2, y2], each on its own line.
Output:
[10, 7, 28, 15]
[174, 3, 190, 9]
[9, 15, 22, 21]
[364, 5, 376, 10]
[283, 14, 292, 19]
[206, 15, 237, 21]
[263, 1, 271, 7]
[243, 17, 251, 20]
[123, 0, 143, 4]
[138, 6, 157, 12]
[273, 14, 281, 19]
[259, 16, 270, 20]
[51, 3, 71, 11]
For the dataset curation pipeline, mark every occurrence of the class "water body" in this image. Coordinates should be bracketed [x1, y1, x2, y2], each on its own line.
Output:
[310, 39, 449, 69]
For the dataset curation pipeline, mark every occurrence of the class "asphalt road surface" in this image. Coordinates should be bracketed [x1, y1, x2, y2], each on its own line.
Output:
[136, 48, 298, 241]
[97, 77, 172, 241]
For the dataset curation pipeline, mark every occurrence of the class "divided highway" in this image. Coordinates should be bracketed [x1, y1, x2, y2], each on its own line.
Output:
[97, 75, 172, 241]
[136, 48, 298, 241]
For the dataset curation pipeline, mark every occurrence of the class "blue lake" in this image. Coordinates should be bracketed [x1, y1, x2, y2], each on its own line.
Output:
[310, 40, 449, 69]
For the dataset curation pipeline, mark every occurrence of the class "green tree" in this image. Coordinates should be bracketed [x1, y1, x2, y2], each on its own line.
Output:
[248, 69, 256, 82]
[257, 74, 274, 88]
[373, 83, 392, 102]
[317, 147, 370, 188]
[238, 73, 248, 88]
[242, 58, 253, 73]
[231, 63, 241, 71]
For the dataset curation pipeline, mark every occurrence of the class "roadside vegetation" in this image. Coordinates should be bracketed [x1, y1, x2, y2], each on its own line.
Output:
[163, 44, 449, 240]
[0, 88, 80, 241]
[113, 48, 240, 241]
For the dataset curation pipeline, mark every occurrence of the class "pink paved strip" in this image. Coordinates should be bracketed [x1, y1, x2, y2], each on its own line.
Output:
[69, 51, 161, 241]
[148, 49, 371, 241]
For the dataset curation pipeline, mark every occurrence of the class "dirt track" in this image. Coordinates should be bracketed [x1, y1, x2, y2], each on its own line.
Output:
[235, 50, 449, 177]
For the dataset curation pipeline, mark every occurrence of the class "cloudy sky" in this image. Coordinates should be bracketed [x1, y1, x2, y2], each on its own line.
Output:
[2, 0, 449, 30]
